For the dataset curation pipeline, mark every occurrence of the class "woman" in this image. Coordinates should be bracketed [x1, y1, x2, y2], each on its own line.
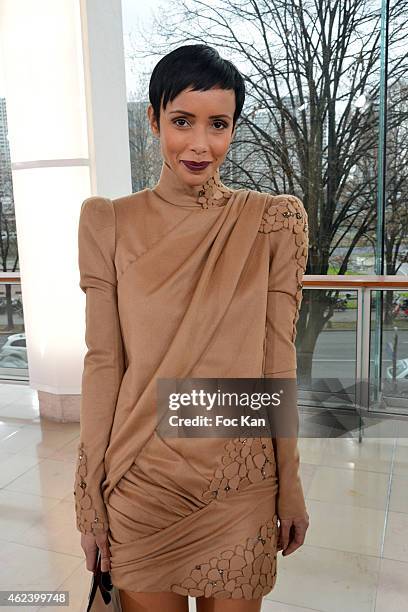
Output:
[74, 44, 309, 612]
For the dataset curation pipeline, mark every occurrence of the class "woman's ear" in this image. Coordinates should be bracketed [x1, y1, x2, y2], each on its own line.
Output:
[147, 104, 160, 137]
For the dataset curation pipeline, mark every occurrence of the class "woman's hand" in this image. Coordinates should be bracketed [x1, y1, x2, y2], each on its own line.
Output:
[81, 532, 111, 572]
[277, 513, 309, 556]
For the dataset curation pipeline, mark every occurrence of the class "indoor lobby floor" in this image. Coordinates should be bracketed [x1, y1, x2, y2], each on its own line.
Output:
[0, 383, 407, 612]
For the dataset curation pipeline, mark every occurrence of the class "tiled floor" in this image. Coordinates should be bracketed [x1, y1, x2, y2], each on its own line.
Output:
[0, 384, 407, 611]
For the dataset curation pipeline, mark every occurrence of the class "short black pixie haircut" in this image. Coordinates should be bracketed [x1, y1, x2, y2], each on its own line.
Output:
[149, 44, 245, 131]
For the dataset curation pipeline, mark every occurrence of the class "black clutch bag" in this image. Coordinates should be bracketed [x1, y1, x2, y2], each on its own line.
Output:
[86, 549, 122, 612]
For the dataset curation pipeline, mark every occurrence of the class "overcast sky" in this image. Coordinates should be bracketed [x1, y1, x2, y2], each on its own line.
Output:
[122, 0, 162, 32]
[0, 41, 5, 97]
[121, 0, 164, 97]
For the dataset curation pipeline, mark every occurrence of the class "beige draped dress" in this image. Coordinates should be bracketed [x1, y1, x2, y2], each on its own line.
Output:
[74, 159, 309, 600]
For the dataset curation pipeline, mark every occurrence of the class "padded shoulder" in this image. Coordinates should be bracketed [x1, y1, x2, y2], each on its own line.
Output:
[80, 196, 115, 232]
[78, 196, 117, 291]
[258, 194, 308, 234]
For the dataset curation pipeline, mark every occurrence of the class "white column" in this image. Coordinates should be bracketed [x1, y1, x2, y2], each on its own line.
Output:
[0, 0, 131, 420]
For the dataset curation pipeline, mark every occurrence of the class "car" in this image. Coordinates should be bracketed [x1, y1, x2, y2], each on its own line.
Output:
[0, 352, 27, 368]
[0, 333, 27, 368]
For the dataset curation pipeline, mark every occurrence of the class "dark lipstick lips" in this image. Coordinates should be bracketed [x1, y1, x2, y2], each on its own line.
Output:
[181, 160, 211, 171]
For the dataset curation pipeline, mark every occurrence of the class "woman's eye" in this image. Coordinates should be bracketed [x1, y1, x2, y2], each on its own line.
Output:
[213, 121, 228, 130]
[174, 118, 189, 127]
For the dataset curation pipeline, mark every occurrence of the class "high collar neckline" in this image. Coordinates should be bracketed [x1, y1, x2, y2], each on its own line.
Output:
[152, 160, 233, 209]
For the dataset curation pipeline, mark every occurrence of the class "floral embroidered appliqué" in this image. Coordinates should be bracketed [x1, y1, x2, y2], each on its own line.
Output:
[259, 195, 309, 343]
[73, 442, 108, 534]
[197, 172, 233, 208]
[171, 515, 279, 599]
[202, 437, 276, 502]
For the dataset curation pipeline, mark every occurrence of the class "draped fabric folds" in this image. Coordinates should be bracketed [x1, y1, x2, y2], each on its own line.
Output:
[74, 160, 309, 599]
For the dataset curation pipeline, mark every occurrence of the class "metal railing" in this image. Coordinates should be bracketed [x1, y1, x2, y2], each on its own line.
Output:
[1, 274, 408, 414]
[304, 275, 408, 390]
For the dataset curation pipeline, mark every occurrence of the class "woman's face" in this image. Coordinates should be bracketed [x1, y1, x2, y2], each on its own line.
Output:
[147, 86, 236, 187]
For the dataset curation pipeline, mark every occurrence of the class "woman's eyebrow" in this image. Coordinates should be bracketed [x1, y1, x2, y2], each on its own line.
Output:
[169, 109, 232, 119]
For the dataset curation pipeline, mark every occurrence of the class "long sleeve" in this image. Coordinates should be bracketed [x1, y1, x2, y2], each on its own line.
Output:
[73, 196, 126, 535]
[260, 194, 309, 520]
